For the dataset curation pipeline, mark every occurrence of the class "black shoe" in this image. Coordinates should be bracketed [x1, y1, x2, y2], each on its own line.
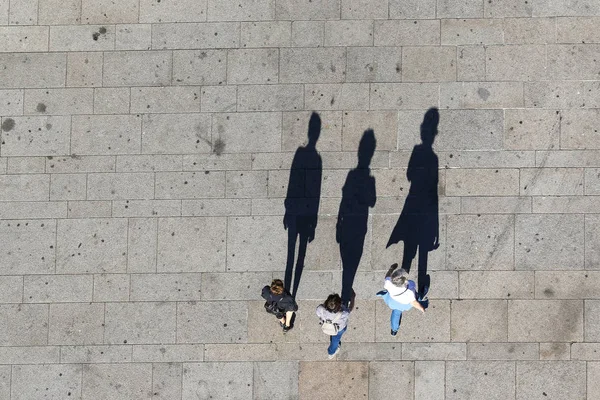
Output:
[391, 330, 398, 336]
[283, 325, 292, 333]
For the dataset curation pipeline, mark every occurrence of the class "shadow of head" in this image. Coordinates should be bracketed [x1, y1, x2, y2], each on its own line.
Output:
[307, 112, 321, 145]
[420, 107, 439, 146]
[358, 129, 376, 168]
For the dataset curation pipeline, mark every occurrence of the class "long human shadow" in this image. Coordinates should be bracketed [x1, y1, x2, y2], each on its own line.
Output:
[387, 108, 440, 296]
[338, 129, 377, 305]
[283, 112, 323, 298]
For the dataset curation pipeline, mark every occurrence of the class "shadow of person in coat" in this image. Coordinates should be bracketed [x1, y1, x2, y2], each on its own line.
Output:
[284, 112, 323, 298]
[387, 108, 440, 296]
[338, 129, 377, 306]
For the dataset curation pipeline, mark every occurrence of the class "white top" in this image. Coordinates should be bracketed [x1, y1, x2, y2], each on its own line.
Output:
[315, 304, 350, 330]
[384, 278, 416, 304]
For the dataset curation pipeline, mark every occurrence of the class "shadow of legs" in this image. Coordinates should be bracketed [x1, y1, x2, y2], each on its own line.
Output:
[291, 234, 308, 298]
[401, 239, 418, 274]
[417, 245, 430, 297]
[284, 224, 298, 292]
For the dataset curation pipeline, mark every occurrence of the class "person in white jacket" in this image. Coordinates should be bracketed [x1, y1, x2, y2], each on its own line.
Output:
[377, 263, 426, 336]
[316, 292, 354, 359]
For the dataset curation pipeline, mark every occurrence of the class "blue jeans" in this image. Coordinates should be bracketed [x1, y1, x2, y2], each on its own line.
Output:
[328, 327, 347, 355]
[391, 309, 403, 332]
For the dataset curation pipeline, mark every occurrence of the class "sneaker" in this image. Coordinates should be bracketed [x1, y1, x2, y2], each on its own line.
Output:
[391, 329, 398, 336]
[282, 325, 292, 333]
[328, 347, 340, 359]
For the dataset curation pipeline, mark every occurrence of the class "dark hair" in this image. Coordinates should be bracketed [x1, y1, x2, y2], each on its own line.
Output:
[324, 294, 342, 313]
[270, 279, 284, 295]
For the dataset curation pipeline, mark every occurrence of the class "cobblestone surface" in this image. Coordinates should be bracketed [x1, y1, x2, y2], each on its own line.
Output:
[1, 1, 600, 399]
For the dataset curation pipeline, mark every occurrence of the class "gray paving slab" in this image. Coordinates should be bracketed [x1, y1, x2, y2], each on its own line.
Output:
[38, 0, 80, 24]
[508, 300, 583, 342]
[486, 44, 547, 81]
[66, 52, 103, 87]
[459, 271, 534, 299]
[139, 0, 206, 23]
[516, 361, 586, 400]
[0, 53, 66, 89]
[152, 23, 240, 50]
[177, 301, 247, 343]
[447, 215, 514, 270]
[0, 304, 48, 346]
[440, 82, 523, 109]
[369, 361, 414, 399]
[467, 343, 539, 360]
[156, 217, 226, 272]
[457, 45, 486, 81]
[104, 302, 176, 344]
[415, 361, 445, 400]
[12, 364, 82, 400]
[446, 361, 515, 400]
[254, 361, 299, 400]
[93, 273, 130, 302]
[172, 50, 227, 86]
[539, 342, 571, 360]
[182, 362, 253, 400]
[450, 300, 508, 342]
[132, 344, 204, 363]
[48, 302, 104, 345]
[3, 2, 600, 399]
[299, 361, 369, 400]
[24, 274, 92, 303]
[0, 219, 55, 274]
[82, 363, 152, 400]
[347, 46, 403, 83]
[60, 345, 132, 364]
[56, 218, 128, 274]
[589, 362, 600, 399]
[0, 346, 59, 364]
[504, 17, 555, 44]
[152, 363, 182, 400]
[276, 0, 340, 20]
[116, 24, 152, 51]
[80, 0, 138, 24]
[515, 214, 584, 270]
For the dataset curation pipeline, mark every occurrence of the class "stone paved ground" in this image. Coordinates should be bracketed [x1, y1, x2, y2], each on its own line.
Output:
[1, 0, 600, 399]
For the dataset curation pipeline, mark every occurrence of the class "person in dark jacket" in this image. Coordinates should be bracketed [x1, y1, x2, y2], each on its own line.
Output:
[261, 279, 298, 333]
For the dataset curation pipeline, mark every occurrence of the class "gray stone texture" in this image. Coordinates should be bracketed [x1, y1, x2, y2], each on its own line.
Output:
[1, 1, 599, 398]
[82, 364, 152, 400]
[446, 361, 515, 400]
[515, 214, 584, 270]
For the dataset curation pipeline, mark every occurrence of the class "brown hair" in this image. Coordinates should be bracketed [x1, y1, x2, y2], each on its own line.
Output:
[391, 269, 408, 288]
[270, 279, 285, 295]
[324, 294, 342, 313]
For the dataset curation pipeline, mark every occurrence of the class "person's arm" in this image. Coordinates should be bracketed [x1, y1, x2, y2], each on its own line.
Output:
[385, 263, 398, 278]
[411, 300, 425, 313]
[315, 305, 325, 319]
[261, 286, 270, 300]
